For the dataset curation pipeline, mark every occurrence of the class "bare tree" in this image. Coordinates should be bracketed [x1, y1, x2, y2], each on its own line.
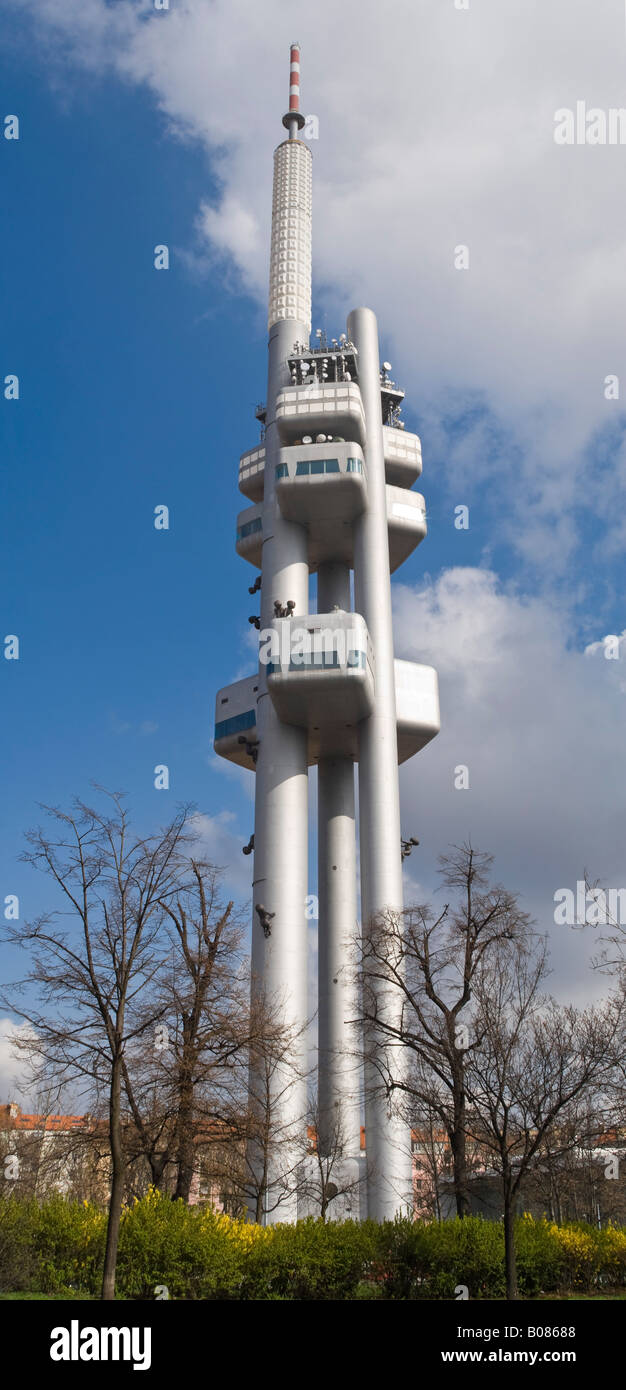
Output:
[465, 935, 625, 1299]
[121, 860, 260, 1204]
[1, 790, 192, 1299]
[410, 1105, 453, 1221]
[357, 844, 532, 1216]
[297, 1099, 364, 1222]
[579, 872, 626, 975]
[233, 1019, 309, 1224]
[521, 1094, 624, 1224]
[159, 862, 250, 1202]
[574, 878, 626, 1141]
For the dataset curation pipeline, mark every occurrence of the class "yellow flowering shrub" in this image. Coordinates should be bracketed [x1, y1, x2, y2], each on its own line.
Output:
[2, 1193, 626, 1299]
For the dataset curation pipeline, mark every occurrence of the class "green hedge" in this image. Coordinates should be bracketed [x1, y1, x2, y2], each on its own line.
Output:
[1, 1191, 625, 1299]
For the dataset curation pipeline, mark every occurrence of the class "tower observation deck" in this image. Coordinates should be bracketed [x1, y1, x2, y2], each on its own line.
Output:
[214, 45, 440, 1222]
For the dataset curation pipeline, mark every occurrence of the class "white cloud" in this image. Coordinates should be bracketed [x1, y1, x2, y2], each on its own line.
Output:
[0, 1019, 36, 1106]
[108, 713, 159, 736]
[190, 809, 253, 902]
[584, 630, 626, 659]
[394, 568, 626, 1000]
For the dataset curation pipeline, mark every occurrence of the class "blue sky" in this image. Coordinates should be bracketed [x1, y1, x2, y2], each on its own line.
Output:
[2, 1, 626, 1093]
[1, 70, 249, 889]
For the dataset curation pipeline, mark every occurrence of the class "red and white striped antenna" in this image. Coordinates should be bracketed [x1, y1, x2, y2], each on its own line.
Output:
[289, 42, 301, 113]
[282, 41, 305, 136]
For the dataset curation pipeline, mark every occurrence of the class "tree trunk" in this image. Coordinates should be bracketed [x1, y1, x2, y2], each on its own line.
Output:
[174, 1077, 195, 1203]
[102, 1050, 124, 1301]
[150, 1153, 168, 1189]
[503, 1183, 518, 1300]
[450, 1113, 471, 1217]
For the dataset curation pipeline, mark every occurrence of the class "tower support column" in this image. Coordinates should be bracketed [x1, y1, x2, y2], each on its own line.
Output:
[317, 752, 360, 1160]
[349, 306, 412, 1220]
[316, 563, 360, 1159]
[249, 317, 310, 1223]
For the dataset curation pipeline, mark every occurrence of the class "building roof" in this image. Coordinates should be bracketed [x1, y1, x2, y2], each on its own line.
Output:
[0, 1103, 86, 1133]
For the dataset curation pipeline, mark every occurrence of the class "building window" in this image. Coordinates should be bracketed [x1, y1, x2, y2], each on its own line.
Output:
[236, 517, 263, 541]
[268, 650, 367, 674]
[346, 457, 363, 474]
[275, 463, 289, 479]
[289, 650, 339, 669]
[295, 458, 340, 476]
[214, 709, 256, 740]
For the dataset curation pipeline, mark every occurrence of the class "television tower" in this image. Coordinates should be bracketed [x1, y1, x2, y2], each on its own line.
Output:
[215, 44, 439, 1222]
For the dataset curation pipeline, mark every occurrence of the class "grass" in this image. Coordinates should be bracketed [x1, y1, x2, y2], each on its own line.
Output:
[532, 1290, 626, 1301]
[2, 1289, 625, 1301]
[0, 1290, 96, 1301]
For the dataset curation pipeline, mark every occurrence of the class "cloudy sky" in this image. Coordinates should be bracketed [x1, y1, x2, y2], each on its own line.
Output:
[2, 0, 626, 1097]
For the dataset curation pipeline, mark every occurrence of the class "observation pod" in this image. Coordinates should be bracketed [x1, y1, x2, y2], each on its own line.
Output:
[213, 45, 440, 1223]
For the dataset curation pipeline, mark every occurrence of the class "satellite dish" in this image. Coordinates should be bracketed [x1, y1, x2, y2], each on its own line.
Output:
[383, 361, 392, 372]
[302, 435, 312, 444]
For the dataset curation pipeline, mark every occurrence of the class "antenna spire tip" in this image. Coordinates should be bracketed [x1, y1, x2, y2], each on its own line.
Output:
[284, 39, 305, 134]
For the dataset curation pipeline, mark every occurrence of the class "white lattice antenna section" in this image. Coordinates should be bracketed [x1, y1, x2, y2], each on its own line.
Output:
[268, 139, 312, 333]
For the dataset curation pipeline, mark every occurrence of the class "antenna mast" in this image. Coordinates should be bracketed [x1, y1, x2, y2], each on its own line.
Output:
[283, 41, 305, 138]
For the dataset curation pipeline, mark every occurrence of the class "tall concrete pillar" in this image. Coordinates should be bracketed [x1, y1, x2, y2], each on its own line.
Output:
[350, 306, 412, 1219]
[249, 367, 309, 1219]
[317, 755, 360, 1157]
[316, 560, 360, 1159]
